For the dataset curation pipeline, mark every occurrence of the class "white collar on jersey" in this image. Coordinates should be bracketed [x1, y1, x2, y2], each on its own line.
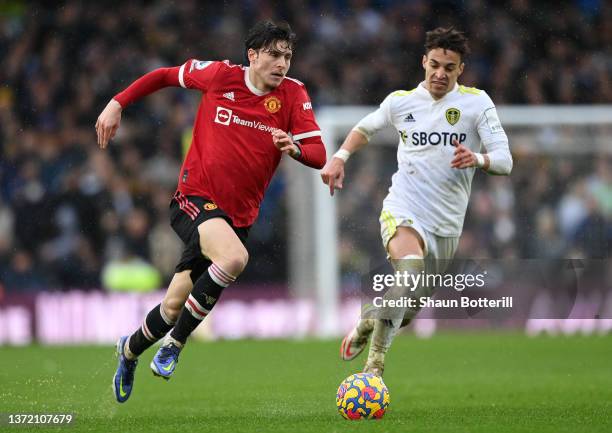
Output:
[417, 81, 459, 100]
[244, 67, 270, 96]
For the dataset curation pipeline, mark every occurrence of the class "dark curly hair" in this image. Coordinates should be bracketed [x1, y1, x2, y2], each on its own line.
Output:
[425, 27, 470, 60]
[245, 20, 296, 60]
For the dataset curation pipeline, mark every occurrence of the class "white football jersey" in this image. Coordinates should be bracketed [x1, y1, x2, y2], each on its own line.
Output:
[355, 82, 509, 237]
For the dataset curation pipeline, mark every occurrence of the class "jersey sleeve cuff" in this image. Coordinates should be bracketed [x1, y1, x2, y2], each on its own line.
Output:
[292, 130, 321, 141]
[352, 127, 372, 142]
[112, 94, 128, 108]
[178, 62, 187, 88]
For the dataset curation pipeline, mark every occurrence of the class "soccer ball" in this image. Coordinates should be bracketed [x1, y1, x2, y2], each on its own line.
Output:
[336, 373, 390, 420]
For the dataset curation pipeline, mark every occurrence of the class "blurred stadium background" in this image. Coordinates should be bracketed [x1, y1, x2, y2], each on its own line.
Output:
[0, 0, 611, 345]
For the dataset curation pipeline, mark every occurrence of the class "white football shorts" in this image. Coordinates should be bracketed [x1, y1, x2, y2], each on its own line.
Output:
[379, 207, 459, 274]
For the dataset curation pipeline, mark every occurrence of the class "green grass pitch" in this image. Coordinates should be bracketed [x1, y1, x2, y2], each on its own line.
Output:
[1, 333, 611, 432]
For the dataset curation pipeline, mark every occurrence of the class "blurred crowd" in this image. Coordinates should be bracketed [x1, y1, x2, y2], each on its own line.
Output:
[0, 1, 610, 292]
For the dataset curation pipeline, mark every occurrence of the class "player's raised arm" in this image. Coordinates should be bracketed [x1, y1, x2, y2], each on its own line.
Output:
[450, 97, 512, 175]
[321, 95, 392, 196]
[320, 130, 369, 196]
[473, 104, 512, 175]
[95, 66, 183, 149]
[281, 84, 327, 169]
[96, 59, 224, 149]
[475, 106, 512, 175]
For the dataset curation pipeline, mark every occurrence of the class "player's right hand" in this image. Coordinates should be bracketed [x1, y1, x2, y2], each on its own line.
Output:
[95, 99, 122, 149]
[320, 157, 345, 196]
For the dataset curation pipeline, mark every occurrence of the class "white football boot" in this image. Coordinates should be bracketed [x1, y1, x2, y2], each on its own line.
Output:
[340, 318, 374, 361]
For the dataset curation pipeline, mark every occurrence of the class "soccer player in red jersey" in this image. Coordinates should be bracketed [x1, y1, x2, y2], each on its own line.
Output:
[96, 21, 326, 403]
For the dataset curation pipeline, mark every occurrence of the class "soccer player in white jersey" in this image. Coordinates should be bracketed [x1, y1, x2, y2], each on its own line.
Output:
[321, 27, 513, 376]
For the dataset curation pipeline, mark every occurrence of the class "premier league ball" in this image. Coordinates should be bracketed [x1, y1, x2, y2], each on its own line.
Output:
[336, 373, 390, 420]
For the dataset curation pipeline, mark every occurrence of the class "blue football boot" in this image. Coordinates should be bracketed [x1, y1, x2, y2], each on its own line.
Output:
[113, 336, 138, 403]
[150, 342, 181, 380]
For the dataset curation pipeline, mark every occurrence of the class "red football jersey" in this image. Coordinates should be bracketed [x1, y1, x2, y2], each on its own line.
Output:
[175, 59, 322, 227]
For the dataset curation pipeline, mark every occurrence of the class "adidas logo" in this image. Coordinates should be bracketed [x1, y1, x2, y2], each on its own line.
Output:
[223, 92, 235, 101]
[205, 294, 217, 305]
[404, 113, 415, 122]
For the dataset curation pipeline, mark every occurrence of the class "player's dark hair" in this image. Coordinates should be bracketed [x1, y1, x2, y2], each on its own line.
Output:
[425, 27, 470, 60]
[244, 20, 296, 60]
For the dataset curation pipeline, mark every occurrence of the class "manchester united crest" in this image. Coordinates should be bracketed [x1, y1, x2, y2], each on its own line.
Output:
[264, 96, 282, 113]
[204, 203, 218, 211]
[445, 108, 460, 126]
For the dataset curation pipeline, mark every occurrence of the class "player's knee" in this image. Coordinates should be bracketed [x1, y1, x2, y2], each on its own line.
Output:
[161, 298, 183, 322]
[388, 227, 425, 259]
[217, 247, 249, 277]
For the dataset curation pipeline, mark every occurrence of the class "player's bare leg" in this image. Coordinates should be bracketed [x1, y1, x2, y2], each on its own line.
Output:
[363, 227, 425, 376]
[160, 271, 196, 323]
[152, 217, 248, 379]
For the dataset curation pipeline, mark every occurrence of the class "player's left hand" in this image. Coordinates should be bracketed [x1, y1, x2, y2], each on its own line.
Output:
[450, 139, 477, 169]
[272, 130, 300, 158]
